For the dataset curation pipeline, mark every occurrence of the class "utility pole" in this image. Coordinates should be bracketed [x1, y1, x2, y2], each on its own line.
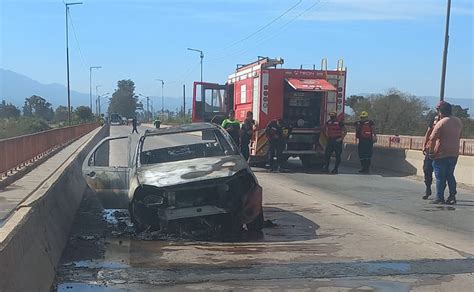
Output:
[146, 96, 150, 122]
[187, 48, 204, 83]
[183, 84, 186, 118]
[65, 2, 83, 126]
[89, 66, 101, 111]
[155, 79, 165, 120]
[95, 85, 102, 115]
[439, 0, 452, 101]
[97, 93, 110, 116]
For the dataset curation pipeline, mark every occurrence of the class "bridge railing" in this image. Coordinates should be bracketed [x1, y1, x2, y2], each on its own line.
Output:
[0, 122, 99, 176]
[345, 133, 474, 156]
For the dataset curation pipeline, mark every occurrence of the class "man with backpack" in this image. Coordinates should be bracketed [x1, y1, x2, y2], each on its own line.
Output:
[323, 111, 347, 174]
[355, 111, 377, 173]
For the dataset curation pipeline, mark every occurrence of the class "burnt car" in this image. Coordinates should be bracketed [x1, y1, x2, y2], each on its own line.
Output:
[82, 123, 263, 232]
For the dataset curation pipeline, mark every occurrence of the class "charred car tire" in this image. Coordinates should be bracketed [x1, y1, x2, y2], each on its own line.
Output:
[246, 209, 264, 231]
[129, 196, 161, 232]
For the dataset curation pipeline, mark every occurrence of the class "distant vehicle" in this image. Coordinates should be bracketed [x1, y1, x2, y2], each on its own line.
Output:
[192, 56, 347, 168]
[110, 113, 122, 126]
[82, 123, 264, 232]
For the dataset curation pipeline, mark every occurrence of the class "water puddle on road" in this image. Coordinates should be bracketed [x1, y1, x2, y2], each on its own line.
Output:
[54, 193, 339, 291]
[364, 262, 411, 273]
[57, 283, 124, 292]
[65, 260, 128, 269]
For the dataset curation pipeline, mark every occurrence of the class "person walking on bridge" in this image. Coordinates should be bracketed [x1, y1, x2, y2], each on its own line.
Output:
[355, 111, 376, 174]
[131, 117, 139, 134]
[428, 102, 463, 205]
[221, 110, 241, 146]
[323, 111, 347, 174]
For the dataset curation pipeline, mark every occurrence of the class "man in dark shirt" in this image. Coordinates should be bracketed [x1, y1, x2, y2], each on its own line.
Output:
[265, 118, 284, 172]
[131, 117, 139, 134]
[422, 112, 439, 200]
[240, 111, 256, 161]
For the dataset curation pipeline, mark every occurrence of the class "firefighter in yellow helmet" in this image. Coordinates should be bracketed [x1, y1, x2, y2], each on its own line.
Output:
[355, 111, 377, 173]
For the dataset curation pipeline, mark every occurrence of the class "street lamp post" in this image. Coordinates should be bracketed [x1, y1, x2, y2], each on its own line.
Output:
[95, 85, 102, 115]
[65, 2, 83, 126]
[187, 48, 204, 83]
[155, 79, 165, 120]
[138, 93, 151, 121]
[89, 66, 102, 110]
[439, 0, 452, 102]
[96, 93, 110, 116]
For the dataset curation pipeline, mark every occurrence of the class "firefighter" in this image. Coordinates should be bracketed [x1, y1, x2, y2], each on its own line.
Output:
[265, 118, 284, 172]
[153, 117, 161, 129]
[323, 111, 347, 174]
[240, 111, 256, 161]
[221, 110, 241, 145]
[355, 111, 376, 173]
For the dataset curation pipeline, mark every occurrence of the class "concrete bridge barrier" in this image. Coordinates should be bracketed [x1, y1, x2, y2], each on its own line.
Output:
[0, 125, 109, 292]
[342, 143, 474, 186]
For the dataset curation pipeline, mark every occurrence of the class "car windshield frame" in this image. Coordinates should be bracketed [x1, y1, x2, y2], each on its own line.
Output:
[137, 127, 238, 166]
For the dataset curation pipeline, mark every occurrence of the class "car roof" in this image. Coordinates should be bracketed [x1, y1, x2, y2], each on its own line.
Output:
[143, 122, 218, 137]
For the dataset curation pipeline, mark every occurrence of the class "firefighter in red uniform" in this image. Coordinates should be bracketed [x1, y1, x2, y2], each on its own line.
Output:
[355, 111, 377, 173]
[323, 111, 347, 174]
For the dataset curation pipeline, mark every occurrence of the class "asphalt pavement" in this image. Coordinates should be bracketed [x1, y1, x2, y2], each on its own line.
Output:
[54, 124, 474, 291]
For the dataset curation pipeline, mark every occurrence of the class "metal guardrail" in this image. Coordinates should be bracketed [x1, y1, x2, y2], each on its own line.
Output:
[0, 123, 99, 176]
[345, 133, 474, 156]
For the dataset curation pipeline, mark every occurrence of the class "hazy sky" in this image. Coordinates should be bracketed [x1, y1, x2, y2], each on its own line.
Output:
[1, 0, 472, 104]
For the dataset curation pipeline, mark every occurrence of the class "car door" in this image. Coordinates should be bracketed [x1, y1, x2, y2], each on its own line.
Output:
[192, 82, 229, 123]
[82, 136, 132, 208]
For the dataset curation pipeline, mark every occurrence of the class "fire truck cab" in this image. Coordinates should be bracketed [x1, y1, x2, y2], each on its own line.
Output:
[192, 56, 347, 168]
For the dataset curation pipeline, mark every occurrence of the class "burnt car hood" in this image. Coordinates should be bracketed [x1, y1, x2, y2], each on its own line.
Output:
[137, 155, 248, 188]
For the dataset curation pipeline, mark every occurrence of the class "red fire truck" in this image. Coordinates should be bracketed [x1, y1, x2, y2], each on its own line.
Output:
[192, 57, 347, 168]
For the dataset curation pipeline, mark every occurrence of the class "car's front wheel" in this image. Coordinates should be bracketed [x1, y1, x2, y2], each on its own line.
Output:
[246, 209, 264, 231]
[129, 196, 161, 232]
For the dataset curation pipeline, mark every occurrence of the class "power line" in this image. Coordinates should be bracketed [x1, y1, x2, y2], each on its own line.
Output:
[220, 0, 303, 50]
[67, 9, 88, 70]
[208, 0, 324, 64]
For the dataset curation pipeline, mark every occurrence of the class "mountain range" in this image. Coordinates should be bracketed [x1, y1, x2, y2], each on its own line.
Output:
[1, 68, 472, 115]
[0, 68, 191, 112]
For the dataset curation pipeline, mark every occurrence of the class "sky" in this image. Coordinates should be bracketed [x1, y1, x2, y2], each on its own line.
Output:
[1, 0, 473, 106]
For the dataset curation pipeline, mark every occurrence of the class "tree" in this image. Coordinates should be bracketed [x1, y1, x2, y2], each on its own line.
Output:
[108, 79, 137, 118]
[452, 104, 470, 119]
[345, 89, 429, 136]
[74, 106, 94, 122]
[54, 106, 69, 123]
[0, 100, 21, 118]
[22, 95, 54, 121]
[346, 95, 365, 110]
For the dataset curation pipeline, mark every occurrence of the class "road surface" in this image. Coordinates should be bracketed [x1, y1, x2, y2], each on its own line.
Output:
[53, 124, 474, 291]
